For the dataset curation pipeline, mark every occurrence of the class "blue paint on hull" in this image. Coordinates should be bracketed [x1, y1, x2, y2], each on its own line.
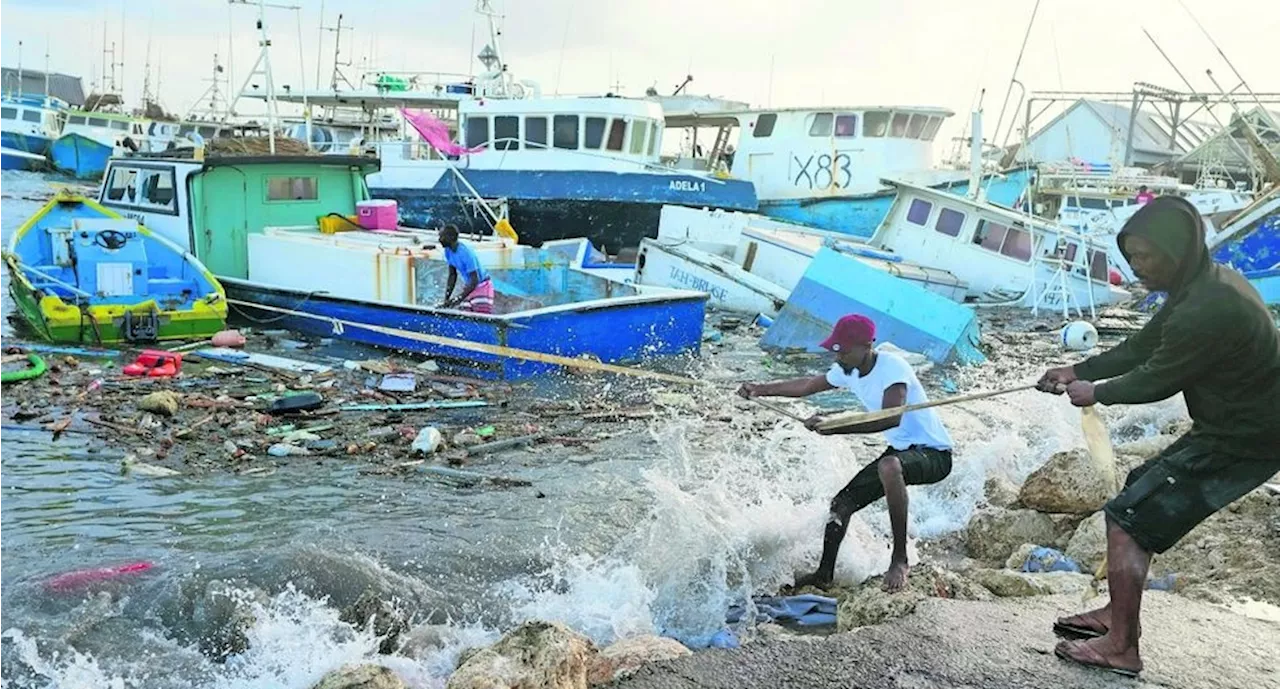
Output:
[372, 169, 757, 253]
[758, 169, 1034, 239]
[1245, 268, 1280, 306]
[221, 278, 708, 380]
[760, 247, 984, 365]
[1213, 211, 1280, 274]
[50, 133, 113, 180]
[0, 131, 54, 156]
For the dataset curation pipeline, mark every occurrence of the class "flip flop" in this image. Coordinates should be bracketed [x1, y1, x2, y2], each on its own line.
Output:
[1053, 620, 1106, 640]
[1053, 612, 1108, 640]
[1054, 640, 1141, 678]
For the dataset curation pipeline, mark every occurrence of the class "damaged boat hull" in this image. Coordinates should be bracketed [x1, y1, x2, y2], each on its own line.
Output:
[760, 247, 984, 365]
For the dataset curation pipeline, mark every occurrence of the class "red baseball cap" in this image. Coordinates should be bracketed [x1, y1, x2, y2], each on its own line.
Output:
[820, 314, 876, 352]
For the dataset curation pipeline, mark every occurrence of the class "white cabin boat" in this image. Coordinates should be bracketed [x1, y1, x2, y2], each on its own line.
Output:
[867, 179, 1129, 315]
[634, 205, 966, 317]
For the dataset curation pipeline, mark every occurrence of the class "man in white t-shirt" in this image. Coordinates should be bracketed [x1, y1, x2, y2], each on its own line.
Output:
[738, 314, 955, 592]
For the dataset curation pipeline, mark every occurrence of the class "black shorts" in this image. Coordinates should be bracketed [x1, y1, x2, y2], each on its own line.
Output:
[880, 445, 954, 485]
[1104, 434, 1280, 554]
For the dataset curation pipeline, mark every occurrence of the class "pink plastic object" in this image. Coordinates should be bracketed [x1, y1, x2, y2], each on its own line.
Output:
[211, 329, 247, 348]
[357, 200, 399, 230]
[45, 561, 155, 592]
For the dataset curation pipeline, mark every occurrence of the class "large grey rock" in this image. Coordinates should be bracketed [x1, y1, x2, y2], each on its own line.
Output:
[311, 664, 407, 689]
[1065, 511, 1109, 573]
[836, 585, 923, 631]
[587, 635, 691, 684]
[339, 590, 408, 655]
[970, 569, 1094, 598]
[983, 476, 1019, 508]
[1018, 448, 1117, 514]
[964, 508, 1062, 564]
[446, 620, 596, 689]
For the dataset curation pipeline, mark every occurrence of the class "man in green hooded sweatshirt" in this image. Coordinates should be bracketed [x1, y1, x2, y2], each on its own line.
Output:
[1036, 195, 1280, 678]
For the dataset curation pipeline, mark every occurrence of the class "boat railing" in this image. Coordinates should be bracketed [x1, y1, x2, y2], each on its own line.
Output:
[375, 135, 733, 183]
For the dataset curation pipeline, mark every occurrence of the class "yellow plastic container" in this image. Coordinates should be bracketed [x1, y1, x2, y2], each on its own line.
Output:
[318, 214, 360, 234]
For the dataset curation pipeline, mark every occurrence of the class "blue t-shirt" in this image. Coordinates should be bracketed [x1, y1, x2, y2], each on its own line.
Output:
[444, 242, 488, 283]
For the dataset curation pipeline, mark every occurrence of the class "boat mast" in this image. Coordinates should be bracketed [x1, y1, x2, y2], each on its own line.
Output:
[15, 41, 22, 98]
[228, 0, 301, 154]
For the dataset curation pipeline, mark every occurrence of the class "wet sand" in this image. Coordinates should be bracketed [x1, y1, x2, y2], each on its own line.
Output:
[616, 593, 1280, 689]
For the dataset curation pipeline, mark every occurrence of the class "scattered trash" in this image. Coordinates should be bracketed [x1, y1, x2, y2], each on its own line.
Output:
[702, 329, 723, 343]
[941, 378, 959, 394]
[14, 343, 121, 359]
[339, 400, 488, 412]
[1146, 573, 1184, 591]
[268, 392, 324, 415]
[753, 313, 774, 328]
[268, 443, 311, 457]
[464, 433, 544, 456]
[278, 339, 310, 350]
[123, 350, 183, 378]
[417, 464, 532, 487]
[279, 430, 322, 444]
[121, 454, 181, 477]
[707, 628, 739, 649]
[474, 425, 496, 438]
[305, 439, 338, 452]
[453, 431, 484, 448]
[1015, 546, 1082, 574]
[417, 359, 440, 372]
[45, 561, 154, 592]
[378, 373, 417, 392]
[197, 348, 332, 374]
[138, 391, 180, 417]
[411, 427, 443, 455]
[210, 329, 247, 348]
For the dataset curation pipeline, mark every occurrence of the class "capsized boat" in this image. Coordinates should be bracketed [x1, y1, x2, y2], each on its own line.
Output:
[3, 190, 227, 343]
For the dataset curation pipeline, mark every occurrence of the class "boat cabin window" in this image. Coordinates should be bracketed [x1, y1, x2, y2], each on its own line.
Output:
[864, 111, 889, 137]
[68, 114, 86, 125]
[647, 122, 659, 155]
[464, 116, 489, 149]
[104, 168, 138, 202]
[137, 170, 177, 210]
[110, 120, 129, 131]
[935, 207, 965, 237]
[21, 110, 41, 123]
[584, 117, 607, 149]
[835, 114, 858, 138]
[606, 118, 627, 151]
[809, 112, 833, 137]
[891, 112, 910, 137]
[526, 116, 548, 149]
[753, 113, 777, 137]
[906, 114, 927, 139]
[0, 107, 15, 120]
[554, 115, 579, 149]
[973, 219, 1032, 262]
[921, 116, 943, 141]
[906, 198, 933, 226]
[88, 117, 108, 128]
[1088, 250, 1109, 282]
[199, 126, 219, 138]
[629, 120, 646, 154]
[1066, 197, 1111, 210]
[493, 116, 519, 150]
[267, 176, 318, 201]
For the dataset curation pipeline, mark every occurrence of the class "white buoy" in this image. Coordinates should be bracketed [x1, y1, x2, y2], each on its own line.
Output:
[1061, 321, 1099, 351]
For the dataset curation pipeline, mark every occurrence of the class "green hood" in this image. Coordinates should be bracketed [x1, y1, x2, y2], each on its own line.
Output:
[1116, 195, 1208, 296]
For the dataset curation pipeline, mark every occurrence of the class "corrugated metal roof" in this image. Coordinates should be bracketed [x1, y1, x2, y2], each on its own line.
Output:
[1078, 100, 1215, 155]
[0, 68, 86, 107]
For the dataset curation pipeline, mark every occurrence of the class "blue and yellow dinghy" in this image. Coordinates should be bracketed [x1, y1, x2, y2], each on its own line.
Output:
[3, 190, 227, 343]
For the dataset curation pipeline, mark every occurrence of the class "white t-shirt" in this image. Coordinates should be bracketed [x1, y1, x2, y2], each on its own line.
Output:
[825, 349, 953, 451]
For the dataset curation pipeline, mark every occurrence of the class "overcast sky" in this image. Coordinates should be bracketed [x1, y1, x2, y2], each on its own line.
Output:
[3, 0, 1277, 154]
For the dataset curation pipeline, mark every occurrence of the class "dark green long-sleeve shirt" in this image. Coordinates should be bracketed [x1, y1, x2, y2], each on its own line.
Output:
[1073, 198, 1280, 458]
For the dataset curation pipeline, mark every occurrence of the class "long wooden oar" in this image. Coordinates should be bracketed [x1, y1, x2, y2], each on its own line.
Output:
[815, 383, 1038, 432]
[226, 298, 704, 386]
[750, 397, 809, 423]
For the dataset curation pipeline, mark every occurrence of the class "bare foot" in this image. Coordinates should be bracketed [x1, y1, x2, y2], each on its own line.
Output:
[882, 560, 909, 593]
[1054, 636, 1143, 677]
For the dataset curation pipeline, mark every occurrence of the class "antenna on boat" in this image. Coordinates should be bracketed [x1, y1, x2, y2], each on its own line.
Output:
[991, 0, 1040, 150]
[227, 0, 301, 154]
[968, 96, 985, 202]
[321, 12, 356, 91]
[15, 41, 22, 98]
[185, 53, 230, 123]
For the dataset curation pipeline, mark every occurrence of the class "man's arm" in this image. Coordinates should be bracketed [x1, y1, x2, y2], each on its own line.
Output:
[1073, 308, 1169, 382]
[442, 266, 458, 305]
[1091, 310, 1229, 405]
[738, 375, 834, 399]
[815, 382, 907, 435]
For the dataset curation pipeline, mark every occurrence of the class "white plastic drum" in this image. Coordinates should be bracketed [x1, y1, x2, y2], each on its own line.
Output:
[1061, 321, 1099, 351]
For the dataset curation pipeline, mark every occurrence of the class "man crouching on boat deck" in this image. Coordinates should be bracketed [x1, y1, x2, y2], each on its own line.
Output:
[439, 224, 495, 314]
[737, 314, 955, 592]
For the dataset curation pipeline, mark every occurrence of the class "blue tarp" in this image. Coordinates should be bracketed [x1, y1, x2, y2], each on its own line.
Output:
[725, 593, 839, 627]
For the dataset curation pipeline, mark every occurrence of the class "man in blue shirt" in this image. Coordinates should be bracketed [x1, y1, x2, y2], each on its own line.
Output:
[439, 225, 494, 313]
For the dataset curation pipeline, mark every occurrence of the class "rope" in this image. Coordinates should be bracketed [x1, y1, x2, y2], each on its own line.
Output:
[225, 297, 703, 386]
[227, 290, 324, 324]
